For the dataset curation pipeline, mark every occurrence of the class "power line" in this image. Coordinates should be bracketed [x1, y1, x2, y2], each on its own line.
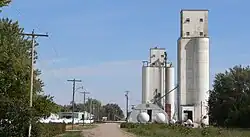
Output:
[67, 79, 82, 130]
[20, 29, 48, 137]
[125, 91, 129, 122]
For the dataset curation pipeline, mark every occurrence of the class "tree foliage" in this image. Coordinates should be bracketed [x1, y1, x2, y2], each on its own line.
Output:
[103, 103, 124, 121]
[0, 0, 10, 12]
[0, 18, 60, 136]
[209, 65, 250, 128]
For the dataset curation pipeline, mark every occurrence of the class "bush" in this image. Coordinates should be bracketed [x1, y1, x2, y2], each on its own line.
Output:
[120, 123, 140, 128]
[31, 123, 66, 137]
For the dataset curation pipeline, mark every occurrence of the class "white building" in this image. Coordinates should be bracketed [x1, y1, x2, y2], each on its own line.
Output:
[177, 9, 210, 125]
[58, 111, 93, 120]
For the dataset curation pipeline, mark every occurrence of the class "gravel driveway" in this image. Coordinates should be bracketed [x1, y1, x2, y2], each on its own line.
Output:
[81, 123, 135, 137]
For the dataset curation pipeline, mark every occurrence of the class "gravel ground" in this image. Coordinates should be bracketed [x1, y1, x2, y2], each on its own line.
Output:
[81, 123, 135, 137]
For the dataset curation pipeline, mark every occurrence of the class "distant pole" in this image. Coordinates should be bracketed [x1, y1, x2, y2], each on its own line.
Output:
[92, 101, 94, 118]
[67, 79, 82, 130]
[92, 103, 95, 122]
[125, 91, 129, 122]
[89, 98, 92, 118]
[97, 106, 99, 121]
[21, 29, 48, 137]
[88, 97, 91, 120]
[201, 101, 203, 123]
[79, 91, 90, 126]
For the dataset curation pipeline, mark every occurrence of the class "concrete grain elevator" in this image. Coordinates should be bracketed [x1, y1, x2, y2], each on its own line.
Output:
[177, 10, 210, 125]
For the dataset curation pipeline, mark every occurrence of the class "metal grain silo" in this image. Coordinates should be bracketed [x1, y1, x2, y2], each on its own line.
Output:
[142, 62, 165, 107]
[142, 61, 151, 104]
[165, 63, 175, 120]
[142, 48, 166, 109]
[193, 37, 209, 125]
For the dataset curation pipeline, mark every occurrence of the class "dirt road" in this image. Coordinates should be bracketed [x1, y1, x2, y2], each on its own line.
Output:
[81, 123, 135, 137]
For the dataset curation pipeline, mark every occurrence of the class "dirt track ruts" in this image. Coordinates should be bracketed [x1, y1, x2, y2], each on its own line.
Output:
[81, 123, 135, 137]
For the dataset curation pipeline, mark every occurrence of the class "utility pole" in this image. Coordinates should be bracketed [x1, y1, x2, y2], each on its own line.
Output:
[89, 98, 92, 118]
[125, 91, 129, 122]
[67, 79, 82, 130]
[87, 97, 91, 122]
[91, 101, 94, 121]
[21, 29, 48, 137]
[97, 105, 100, 121]
[79, 91, 90, 126]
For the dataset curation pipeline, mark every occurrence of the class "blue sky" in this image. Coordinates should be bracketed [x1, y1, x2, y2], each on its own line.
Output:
[1, 0, 250, 112]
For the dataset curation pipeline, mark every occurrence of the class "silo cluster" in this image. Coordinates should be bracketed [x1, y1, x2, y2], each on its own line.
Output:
[141, 47, 176, 120]
[140, 9, 210, 125]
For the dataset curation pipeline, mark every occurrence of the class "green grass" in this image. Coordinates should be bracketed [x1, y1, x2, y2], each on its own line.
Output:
[56, 131, 82, 137]
[120, 123, 250, 137]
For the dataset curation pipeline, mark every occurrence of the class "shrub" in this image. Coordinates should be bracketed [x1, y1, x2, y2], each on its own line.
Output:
[31, 123, 66, 137]
[120, 123, 140, 128]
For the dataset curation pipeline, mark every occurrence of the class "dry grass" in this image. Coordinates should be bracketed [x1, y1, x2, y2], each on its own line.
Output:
[66, 124, 97, 131]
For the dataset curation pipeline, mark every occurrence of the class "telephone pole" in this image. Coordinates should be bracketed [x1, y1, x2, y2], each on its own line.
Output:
[67, 79, 82, 130]
[21, 29, 48, 137]
[87, 97, 91, 121]
[79, 91, 90, 126]
[125, 91, 129, 122]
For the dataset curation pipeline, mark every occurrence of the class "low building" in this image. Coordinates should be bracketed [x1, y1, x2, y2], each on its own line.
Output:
[58, 111, 93, 120]
[128, 103, 169, 123]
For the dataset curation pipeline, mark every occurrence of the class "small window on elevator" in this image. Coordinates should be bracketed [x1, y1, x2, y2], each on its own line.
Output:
[200, 18, 203, 22]
[186, 18, 190, 22]
[186, 32, 190, 36]
[200, 32, 204, 36]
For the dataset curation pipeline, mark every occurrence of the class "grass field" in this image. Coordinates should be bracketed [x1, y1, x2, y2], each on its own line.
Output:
[120, 123, 250, 137]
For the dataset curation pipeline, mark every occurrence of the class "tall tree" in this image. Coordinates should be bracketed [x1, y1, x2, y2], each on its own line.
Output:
[0, 0, 11, 12]
[0, 18, 58, 136]
[102, 103, 124, 121]
[84, 98, 102, 120]
[209, 65, 250, 128]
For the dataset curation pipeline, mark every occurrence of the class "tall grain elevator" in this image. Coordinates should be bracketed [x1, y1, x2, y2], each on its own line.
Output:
[177, 9, 210, 125]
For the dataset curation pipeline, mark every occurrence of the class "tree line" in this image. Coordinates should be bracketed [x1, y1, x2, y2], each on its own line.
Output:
[60, 99, 125, 121]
